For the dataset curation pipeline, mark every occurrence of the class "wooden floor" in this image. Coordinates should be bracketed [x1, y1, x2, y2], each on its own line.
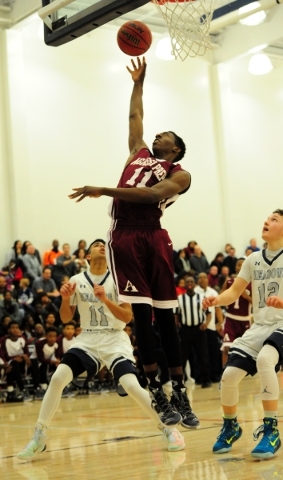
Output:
[2, 374, 283, 480]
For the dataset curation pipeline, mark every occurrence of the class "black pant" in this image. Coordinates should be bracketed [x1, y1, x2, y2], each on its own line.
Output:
[206, 329, 222, 381]
[179, 325, 210, 384]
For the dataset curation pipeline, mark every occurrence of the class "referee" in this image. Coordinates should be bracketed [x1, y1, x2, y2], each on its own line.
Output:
[175, 276, 212, 388]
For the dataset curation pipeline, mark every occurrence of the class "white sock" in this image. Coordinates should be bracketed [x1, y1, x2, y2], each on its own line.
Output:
[119, 373, 161, 425]
[37, 364, 73, 428]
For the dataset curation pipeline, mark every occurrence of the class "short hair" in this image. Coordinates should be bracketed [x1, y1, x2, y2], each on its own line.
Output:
[45, 326, 58, 335]
[63, 321, 76, 328]
[169, 131, 186, 162]
[20, 278, 30, 287]
[87, 239, 106, 254]
[273, 209, 283, 216]
[8, 320, 19, 329]
[43, 266, 52, 273]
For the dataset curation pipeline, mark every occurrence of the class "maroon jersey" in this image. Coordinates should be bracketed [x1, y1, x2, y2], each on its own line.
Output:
[225, 278, 251, 320]
[109, 148, 186, 225]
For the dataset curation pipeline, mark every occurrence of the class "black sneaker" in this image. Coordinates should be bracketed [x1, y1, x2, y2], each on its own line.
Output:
[171, 388, 200, 428]
[149, 387, 181, 426]
[6, 391, 24, 403]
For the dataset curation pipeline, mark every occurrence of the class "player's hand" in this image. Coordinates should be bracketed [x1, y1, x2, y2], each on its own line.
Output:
[60, 282, 76, 299]
[202, 296, 218, 309]
[69, 186, 102, 202]
[126, 57, 146, 83]
[94, 284, 107, 302]
[266, 296, 283, 309]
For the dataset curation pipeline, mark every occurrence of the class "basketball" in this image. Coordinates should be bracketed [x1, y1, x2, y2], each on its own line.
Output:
[117, 21, 152, 56]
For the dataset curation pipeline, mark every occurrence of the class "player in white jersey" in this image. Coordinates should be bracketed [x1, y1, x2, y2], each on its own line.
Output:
[202, 209, 283, 459]
[16, 240, 185, 460]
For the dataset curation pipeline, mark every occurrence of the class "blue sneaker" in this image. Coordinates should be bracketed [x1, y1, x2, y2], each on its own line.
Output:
[213, 417, 242, 453]
[251, 417, 281, 459]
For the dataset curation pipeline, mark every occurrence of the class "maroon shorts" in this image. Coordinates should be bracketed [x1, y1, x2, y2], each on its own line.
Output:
[222, 316, 251, 347]
[106, 225, 178, 308]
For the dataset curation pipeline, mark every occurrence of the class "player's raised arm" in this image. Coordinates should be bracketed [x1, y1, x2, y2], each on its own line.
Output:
[202, 276, 249, 309]
[126, 57, 148, 162]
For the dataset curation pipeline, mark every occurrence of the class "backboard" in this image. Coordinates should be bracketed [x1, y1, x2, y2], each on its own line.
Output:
[40, 0, 150, 47]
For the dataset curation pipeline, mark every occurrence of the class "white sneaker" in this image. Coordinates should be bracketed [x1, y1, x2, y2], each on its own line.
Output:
[162, 427, 185, 452]
[16, 425, 46, 460]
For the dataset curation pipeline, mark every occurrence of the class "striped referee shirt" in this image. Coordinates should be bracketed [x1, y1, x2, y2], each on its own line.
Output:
[176, 292, 206, 327]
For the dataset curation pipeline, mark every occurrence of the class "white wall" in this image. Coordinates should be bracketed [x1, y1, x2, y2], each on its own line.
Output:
[1, 14, 283, 266]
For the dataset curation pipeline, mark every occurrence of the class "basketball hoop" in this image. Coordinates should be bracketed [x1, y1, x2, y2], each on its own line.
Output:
[151, 0, 216, 60]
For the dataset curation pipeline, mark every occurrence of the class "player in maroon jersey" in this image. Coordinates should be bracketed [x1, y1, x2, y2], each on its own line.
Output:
[221, 258, 252, 366]
[69, 57, 199, 428]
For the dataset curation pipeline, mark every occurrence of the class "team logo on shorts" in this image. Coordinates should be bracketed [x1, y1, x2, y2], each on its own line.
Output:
[124, 280, 138, 292]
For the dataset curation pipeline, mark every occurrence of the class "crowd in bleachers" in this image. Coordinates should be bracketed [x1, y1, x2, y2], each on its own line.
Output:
[0, 237, 263, 403]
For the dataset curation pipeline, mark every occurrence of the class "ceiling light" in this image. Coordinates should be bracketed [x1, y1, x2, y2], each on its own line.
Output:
[155, 37, 175, 61]
[239, 2, 266, 26]
[248, 53, 273, 75]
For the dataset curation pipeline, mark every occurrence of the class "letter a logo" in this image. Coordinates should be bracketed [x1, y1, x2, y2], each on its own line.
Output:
[124, 280, 138, 292]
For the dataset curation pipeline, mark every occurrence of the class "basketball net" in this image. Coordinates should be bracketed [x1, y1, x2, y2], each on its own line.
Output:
[152, 0, 216, 60]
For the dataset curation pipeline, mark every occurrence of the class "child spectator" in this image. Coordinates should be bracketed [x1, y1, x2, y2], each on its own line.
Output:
[35, 327, 60, 390]
[17, 278, 34, 316]
[55, 321, 76, 359]
[21, 315, 36, 344]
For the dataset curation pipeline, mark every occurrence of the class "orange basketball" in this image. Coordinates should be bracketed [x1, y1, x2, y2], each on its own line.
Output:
[117, 21, 152, 56]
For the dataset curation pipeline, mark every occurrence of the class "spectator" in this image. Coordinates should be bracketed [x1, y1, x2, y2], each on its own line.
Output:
[55, 321, 76, 360]
[72, 240, 87, 258]
[0, 260, 24, 292]
[35, 326, 60, 388]
[32, 267, 60, 301]
[218, 265, 230, 291]
[244, 247, 253, 258]
[189, 245, 210, 276]
[74, 248, 89, 273]
[246, 238, 260, 253]
[0, 320, 32, 401]
[184, 240, 197, 259]
[210, 252, 224, 271]
[0, 314, 11, 338]
[223, 243, 233, 257]
[4, 240, 23, 266]
[207, 265, 220, 292]
[43, 240, 63, 268]
[22, 244, 42, 285]
[53, 244, 78, 288]
[21, 315, 36, 344]
[174, 249, 191, 277]
[22, 241, 41, 265]
[17, 278, 34, 314]
[223, 247, 237, 276]
[175, 276, 187, 296]
[0, 276, 8, 300]
[0, 290, 22, 324]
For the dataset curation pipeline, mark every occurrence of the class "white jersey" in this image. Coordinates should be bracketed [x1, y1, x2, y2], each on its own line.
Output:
[195, 285, 218, 331]
[238, 249, 283, 326]
[69, 270, 126, 331]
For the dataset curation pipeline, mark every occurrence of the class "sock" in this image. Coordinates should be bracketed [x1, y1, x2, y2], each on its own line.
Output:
[145, 370, 161, 390]
[171, 374, 185, 391]
[264, 411, 277, 419]
[223, 413, 237, 420]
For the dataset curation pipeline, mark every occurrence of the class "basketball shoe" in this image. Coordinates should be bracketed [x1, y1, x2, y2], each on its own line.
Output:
[170, 388, 200, 428]
[251, 417, 281, 459]
[213, 417, 242, 453]
[161, 427, 185, 452]
[149, 387, 181, 426]
[16, 425, 46, 460]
